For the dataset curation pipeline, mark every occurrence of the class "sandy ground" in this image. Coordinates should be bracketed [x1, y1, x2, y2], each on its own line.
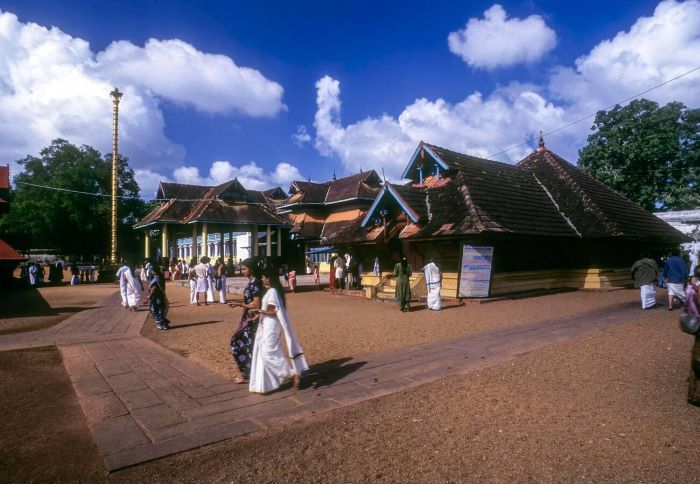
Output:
[1, 284, 699, 482]
[0, 283, 117, 334]
[144, 285, 642, 381]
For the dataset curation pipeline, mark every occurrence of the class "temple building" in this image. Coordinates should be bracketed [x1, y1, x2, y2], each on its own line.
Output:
[335, 139, 688, 298]
[276, 170, 382, 271]
[134, 179, 289, 265]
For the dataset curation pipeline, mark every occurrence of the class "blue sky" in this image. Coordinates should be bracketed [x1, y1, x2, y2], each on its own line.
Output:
[1, 0, 698, 198]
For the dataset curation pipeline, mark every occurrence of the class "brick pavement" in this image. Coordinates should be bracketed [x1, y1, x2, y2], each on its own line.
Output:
[0, 290, 659, 471]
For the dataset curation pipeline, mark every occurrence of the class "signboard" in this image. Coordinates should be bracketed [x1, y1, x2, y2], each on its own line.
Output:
[458, 245, 494, 298]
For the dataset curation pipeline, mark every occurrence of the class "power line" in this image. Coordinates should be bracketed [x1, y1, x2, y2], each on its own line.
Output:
[16, 65, 700, 200]
[487, 65, 700, 160]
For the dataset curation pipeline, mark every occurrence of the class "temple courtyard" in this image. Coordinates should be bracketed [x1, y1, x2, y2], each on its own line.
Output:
[1, 282, 698, 482]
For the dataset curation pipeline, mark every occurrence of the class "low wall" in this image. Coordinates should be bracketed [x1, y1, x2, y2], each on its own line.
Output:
[361, 267, 632, 299]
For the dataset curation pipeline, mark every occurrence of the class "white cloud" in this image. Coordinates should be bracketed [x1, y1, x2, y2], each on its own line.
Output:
[448, 4, 557, 69]
[164, 159, 300, 194]
[292, 125, 311, 146]
[97, 39, 285, 117]
[313, 77, 567, 180]
[549, 0, 700, 110]
[0, 9, 285, 185]
[313, 0, 700, 179]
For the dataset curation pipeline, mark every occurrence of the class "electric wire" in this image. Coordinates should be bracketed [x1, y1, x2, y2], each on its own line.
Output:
[14, 65, 700, 200]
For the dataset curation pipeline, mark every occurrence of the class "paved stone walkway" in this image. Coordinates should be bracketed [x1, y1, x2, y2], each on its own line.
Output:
[0, 291, 659, 471]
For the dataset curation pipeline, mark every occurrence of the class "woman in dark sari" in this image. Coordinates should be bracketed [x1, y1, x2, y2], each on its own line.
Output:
[149, 264, 170, 330]
[229, 258, 262, 384]
[394, 256, 412, 312]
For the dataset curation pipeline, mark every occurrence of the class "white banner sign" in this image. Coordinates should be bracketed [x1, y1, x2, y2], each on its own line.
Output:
[458, 245, 494, 298]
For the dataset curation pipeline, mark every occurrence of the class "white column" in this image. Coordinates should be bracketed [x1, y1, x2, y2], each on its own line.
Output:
[266, 225, 272, 257]
[277, 227, 282, 257]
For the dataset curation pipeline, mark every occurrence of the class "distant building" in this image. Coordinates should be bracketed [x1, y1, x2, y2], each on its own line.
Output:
[134, 179, 289, 264]
[654, 208, 700, 273]
[276, 171, 382, 271]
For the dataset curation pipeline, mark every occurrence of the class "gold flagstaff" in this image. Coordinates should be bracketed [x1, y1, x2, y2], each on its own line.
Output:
[110, 87, 122, 265]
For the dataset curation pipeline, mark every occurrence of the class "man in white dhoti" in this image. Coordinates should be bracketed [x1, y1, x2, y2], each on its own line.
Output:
[373, 257, 380, 276]
[249, 266, 308, 393]
[194, 259, 209, 306]
[663, 251, 688, 310]
[423, 261, 442, 310]
[205, 257, 215, 303]
[217, 258, 227, 304]
[120, 264, 142, 311]
[334, 255, 346, 290]
[116, 261, 130, 308]
[631, 257, 659, 309]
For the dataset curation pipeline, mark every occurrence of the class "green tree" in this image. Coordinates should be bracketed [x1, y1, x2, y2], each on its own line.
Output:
[0, 139, 147, 257]
[578, 99, 700, 211]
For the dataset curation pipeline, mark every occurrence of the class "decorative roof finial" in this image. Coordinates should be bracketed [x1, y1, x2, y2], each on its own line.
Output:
[332, 169, 337, 181]
[307, 175, 311, 183]
[538, 131, 545, 150]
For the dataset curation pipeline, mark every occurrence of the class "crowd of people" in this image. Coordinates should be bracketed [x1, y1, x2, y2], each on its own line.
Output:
[20, 260, 98, 287]
[115, 256, 308, 394]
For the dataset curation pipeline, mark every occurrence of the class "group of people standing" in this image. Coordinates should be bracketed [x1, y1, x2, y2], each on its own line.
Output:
[187, 257, 228, 306]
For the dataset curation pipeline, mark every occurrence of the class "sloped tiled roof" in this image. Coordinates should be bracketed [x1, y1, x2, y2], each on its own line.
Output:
[135, 178, 289, 228]
[0, 238, 23, 261]
[156, 182, 209, 201]
[390, 184, 428, 222]
[342, 142, 684, 245]
[517, 148, 688, 242]
[325, 171, 381, 203]
[283, 171, 381, 208]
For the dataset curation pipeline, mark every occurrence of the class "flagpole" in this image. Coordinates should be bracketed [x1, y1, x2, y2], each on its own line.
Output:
[110, 87, 123, 265]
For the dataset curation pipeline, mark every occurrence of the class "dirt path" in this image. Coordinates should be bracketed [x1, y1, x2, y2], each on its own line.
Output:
[144, 286, 641, 381]
[1, 285, 698, 482]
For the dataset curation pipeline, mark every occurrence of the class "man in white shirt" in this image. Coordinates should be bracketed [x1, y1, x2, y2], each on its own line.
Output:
[193, 258, 210, 306]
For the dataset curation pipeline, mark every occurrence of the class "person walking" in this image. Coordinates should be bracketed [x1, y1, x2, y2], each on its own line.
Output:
[664, 249, 687, 310]
[149, 266, 170, 330]
[70, 262, 80, 285]
[394, 256, 412, 312]
[249, 264, 308, 393]
[217, 257, 227, 304]
[116, 261, 130, 308]
[685, 267, 700, 406]
[229, 258, 262, 384]
[631, 256, 659, 309]
[121, 264, 143, 311]
[28, 262, 38, 286]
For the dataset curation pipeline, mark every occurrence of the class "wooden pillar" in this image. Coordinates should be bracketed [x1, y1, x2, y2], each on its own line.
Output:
[276, 227, 282, 257]
[251, 226, 258, 257]
[219, 232, 225, 261]
[266, 225, 272, 257]
[191, 223, 198, 260]
[201, 223, 208, 257]
[144, 230, 150, 258]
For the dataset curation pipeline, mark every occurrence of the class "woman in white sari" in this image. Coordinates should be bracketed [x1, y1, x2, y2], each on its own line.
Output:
[121, 264, 143, 311]
[249, 266, 308, 393]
